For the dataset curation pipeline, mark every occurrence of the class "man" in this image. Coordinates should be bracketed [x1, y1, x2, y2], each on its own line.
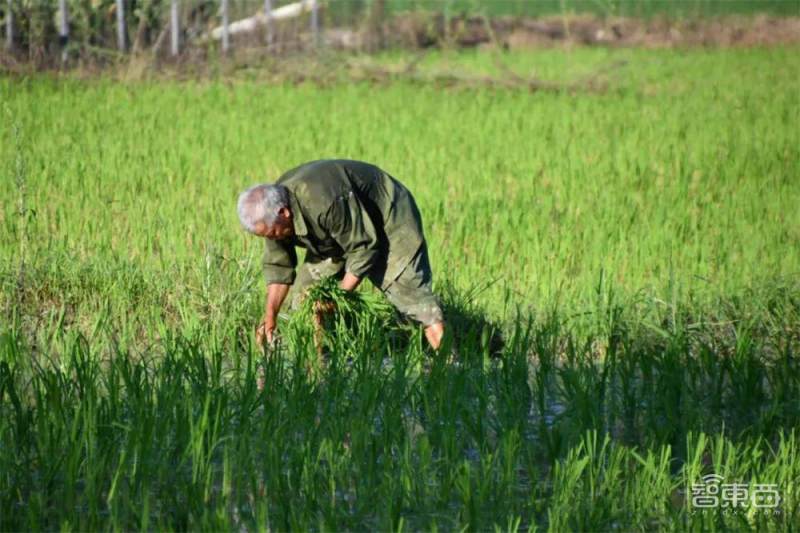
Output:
[237, 159, 445, 349]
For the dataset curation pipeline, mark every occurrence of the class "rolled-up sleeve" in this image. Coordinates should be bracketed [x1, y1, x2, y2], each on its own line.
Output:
[262, 238, 297, 285]
[323, 190, 380, 279]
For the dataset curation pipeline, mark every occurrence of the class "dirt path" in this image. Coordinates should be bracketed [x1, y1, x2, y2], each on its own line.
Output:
[377, 14, 800, 49]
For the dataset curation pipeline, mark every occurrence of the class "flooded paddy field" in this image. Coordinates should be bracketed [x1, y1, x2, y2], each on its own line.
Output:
[1, 47, 799, 529]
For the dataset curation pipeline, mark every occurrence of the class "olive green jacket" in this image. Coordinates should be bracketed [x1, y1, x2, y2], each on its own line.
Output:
[262, 160, 425, 289]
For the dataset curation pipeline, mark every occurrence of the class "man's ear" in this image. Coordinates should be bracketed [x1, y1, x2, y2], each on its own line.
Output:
[278, 207, 292, 220]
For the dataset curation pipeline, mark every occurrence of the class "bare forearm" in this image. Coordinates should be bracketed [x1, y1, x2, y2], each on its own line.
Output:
[265, 283, 291, 328]
[340, 272, 362, 292]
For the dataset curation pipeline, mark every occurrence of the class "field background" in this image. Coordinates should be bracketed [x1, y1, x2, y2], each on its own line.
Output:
[237, 0, 800, 19]
[371, 0, 800, 16]
[2, 43, 800, 530]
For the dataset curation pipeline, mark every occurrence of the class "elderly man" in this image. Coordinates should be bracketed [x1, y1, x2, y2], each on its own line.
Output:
[238, 159, 445, 349]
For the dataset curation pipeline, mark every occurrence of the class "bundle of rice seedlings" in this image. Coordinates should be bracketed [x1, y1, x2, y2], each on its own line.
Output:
[286, 276, 401, 360]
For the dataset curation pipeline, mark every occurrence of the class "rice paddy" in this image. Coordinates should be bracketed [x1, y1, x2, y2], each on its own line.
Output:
[1, 45, 799, 530]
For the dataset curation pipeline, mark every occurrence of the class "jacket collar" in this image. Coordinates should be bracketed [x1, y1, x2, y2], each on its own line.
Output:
[288, 191, 308, 237]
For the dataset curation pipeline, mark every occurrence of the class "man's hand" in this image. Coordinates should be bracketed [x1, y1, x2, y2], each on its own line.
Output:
[255, 318, 276, 347]
[340, 272, 362, 292]
[254, 319, 275, 392]
[313, 300, 337, 315]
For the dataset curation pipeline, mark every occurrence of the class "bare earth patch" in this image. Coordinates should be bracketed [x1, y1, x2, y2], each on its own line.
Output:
[380, 14, 800, 49]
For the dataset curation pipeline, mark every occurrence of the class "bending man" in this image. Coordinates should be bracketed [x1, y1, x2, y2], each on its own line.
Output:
[237, 159, 445, 349]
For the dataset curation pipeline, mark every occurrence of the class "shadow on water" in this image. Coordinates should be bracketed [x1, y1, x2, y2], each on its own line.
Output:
[436, 279, 505, 358]
[516, 284, 800, 473]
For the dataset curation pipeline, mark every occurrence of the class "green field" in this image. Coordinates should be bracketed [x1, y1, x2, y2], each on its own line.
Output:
[317, 0, 800, 20]
[2, 47, 800, 530]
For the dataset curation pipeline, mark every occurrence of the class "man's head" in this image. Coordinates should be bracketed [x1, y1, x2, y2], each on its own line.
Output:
[237, 184, 294, 240]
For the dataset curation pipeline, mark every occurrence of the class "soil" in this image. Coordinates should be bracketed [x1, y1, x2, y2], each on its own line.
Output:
[375, 13, 800, 50]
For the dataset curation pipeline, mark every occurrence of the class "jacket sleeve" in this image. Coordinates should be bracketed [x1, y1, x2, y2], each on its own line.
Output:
[262, 238, 297, 285]
[322, 190, 380, 279]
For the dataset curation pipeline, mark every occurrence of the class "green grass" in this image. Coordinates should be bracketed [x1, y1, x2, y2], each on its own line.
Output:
[191, 0, 800, 18]
[326, 0, 800, 20]
[386, 0, 800, 17]
[1, 47, 799, 530]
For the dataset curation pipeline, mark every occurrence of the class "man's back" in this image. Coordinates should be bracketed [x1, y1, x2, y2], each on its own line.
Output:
[277, 159, 425, 286]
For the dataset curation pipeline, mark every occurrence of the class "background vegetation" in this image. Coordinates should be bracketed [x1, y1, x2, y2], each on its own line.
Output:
[3, 0, 799, 62]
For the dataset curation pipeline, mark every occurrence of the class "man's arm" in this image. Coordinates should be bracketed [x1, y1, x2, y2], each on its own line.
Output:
[257, 282, 290, 345]
[257, 239, 297, 346]
[263, 238, 298, 285]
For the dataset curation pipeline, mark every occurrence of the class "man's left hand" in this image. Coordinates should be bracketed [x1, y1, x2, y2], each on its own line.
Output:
[314, 300, 336, 315]
[340, 272, 362, 292]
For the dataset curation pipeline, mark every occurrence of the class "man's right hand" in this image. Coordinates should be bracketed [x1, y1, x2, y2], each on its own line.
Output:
[255, 319, 276, 347]
[258, 283, 291, 349]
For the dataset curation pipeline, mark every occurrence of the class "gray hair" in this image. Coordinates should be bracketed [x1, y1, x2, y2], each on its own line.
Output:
[237, 184, 290, 233]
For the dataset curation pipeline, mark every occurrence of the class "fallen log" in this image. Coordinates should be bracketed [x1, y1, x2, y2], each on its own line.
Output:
[206, 0, 319, 41]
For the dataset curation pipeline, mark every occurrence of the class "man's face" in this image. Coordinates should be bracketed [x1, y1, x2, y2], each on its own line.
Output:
[253, 207, 294, 240]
